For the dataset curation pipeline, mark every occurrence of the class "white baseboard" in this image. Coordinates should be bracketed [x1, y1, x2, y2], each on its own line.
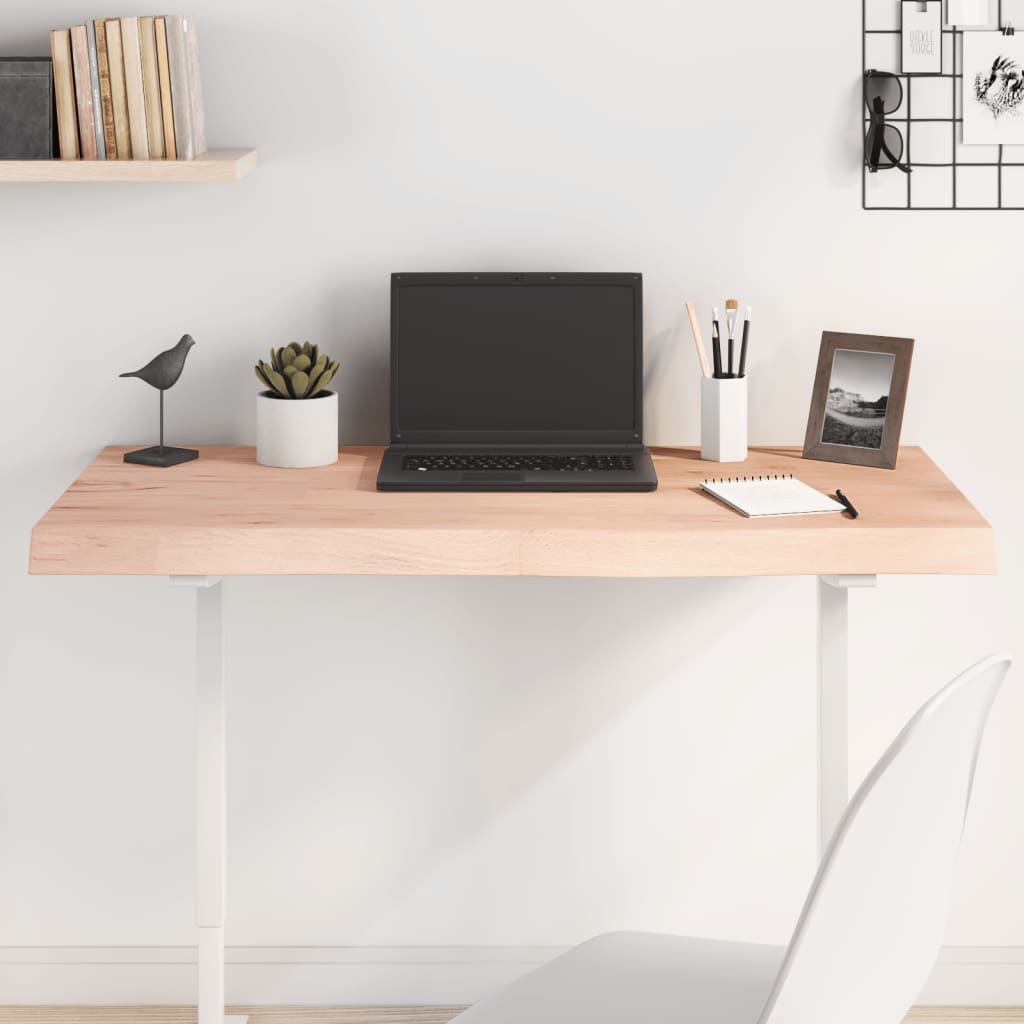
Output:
[0, 945, 1021, 1006]
[925, 948, 1024, 1005]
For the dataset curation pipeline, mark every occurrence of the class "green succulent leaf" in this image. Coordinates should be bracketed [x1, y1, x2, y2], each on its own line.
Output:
[307, 363, 328, 392]
[268, 370, 288, 396]
[289, 370, 310, 397]
[293, 353, 312, 372]
[311, 366, 338, 396]
[281, 346, 297, 367]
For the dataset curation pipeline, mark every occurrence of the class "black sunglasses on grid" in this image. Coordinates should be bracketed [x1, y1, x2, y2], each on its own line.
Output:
[865, 69, 911, 174]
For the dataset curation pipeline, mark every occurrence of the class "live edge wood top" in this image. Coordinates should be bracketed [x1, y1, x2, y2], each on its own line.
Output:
[29, 446, 995, 579]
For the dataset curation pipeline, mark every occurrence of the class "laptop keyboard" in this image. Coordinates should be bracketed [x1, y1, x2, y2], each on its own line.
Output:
[402, 453, 636, 473]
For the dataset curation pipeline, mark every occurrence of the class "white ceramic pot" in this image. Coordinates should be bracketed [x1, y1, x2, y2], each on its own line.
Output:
[256, 391, 339, 468]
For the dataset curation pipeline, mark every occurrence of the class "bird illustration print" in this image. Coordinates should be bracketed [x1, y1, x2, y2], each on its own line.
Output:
[975, 55, 1024, 119]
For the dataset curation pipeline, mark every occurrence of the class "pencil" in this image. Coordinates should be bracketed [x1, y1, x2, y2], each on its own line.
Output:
[685, 301, 711, 378]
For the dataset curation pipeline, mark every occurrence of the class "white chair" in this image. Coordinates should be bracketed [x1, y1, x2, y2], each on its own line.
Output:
[454, 653, 1012, 1024]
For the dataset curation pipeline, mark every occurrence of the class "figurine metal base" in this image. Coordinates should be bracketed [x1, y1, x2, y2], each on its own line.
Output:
[124, 445, 199, 468]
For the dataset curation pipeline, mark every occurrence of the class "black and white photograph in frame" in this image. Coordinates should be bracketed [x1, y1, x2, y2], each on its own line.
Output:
[803, 332, 913, 471]
[821, 349, 894, 450]
[963, 30, 1024, 144]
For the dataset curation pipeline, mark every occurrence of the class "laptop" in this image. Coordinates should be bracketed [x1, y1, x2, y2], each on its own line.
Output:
[376, 272, 658, 492]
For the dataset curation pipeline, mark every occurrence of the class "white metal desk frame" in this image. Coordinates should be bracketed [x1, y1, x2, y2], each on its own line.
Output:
[172, 570, 874, 1024]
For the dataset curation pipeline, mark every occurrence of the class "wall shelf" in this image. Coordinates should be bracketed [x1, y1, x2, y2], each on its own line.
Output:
[0, 147, 257, 183]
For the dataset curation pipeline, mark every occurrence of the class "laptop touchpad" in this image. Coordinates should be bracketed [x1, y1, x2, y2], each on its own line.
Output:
[464, 472, 525, 482]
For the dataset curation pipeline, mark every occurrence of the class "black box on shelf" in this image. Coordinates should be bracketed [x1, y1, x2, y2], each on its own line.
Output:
[0, 57, 58, 159]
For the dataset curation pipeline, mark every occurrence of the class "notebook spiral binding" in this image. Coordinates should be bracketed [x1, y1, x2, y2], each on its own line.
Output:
[702, 473, 794, 485]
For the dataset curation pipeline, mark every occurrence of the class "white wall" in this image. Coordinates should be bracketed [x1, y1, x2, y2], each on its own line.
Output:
[1, 0, 1022, 1005]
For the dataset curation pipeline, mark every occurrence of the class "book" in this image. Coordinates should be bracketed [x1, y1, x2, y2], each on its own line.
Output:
[700, 474, 846, 518]
[49, 29, 79, 159]
[139, 16, 165, 159]
[164, 14, 206, 159]
[84, 23, 106, 158]
[70, 26, 98, 160]
[119, 16, 149, 159]
[154, 17, 176, 159]
[94, 19, 117, 158]
[0, 58, 57, 159]
[104, 18, 132, 159]
[183, 15, 207, 156]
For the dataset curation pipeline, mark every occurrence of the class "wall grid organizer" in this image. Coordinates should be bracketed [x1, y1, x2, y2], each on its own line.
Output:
[863, 0, 1024, 208]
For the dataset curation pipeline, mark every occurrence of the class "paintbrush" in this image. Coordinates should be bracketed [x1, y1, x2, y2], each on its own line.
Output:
[711, 307, 723, 379]
[725, 298, 740, 377]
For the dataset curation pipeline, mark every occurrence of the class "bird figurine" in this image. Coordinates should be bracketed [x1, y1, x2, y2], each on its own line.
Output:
[120, 333, 195, 390]
[120, 334, 199, 468]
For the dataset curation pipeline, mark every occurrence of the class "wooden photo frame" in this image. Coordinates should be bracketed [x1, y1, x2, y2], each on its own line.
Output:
[803, 331, 914, 470]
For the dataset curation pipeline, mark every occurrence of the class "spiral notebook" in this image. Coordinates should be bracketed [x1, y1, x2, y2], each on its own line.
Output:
[701, 474, 846, 518]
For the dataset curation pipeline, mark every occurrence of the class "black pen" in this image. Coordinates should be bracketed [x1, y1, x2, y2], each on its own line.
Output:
[711, 307, 723, 379]
[835, 489, 859, 518]
[738, 307, 751, 378]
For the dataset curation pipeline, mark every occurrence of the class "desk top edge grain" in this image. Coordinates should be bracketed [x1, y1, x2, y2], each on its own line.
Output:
[28, 445, 996, 578]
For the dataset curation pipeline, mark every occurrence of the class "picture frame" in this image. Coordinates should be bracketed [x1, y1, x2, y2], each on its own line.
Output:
[802, 331, 914, 470]
[962, 31, 1024, 145]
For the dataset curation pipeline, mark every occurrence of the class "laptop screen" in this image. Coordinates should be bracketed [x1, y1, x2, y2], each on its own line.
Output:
[392, 274, 642, 444]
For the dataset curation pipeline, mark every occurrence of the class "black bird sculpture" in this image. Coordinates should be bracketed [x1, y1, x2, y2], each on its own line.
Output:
[120, 334, 199, 468]
[120, 333, 195, 390]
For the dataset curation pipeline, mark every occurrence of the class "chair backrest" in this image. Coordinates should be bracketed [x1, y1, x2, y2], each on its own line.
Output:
[758, 654, 1011, 1024]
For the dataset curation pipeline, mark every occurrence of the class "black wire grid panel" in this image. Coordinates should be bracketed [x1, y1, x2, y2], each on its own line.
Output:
[863, 0, 1024, 209]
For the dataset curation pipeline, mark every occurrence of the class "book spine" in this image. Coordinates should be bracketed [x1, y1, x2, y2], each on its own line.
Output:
[70, 26, 98, 160]
[84, 21, 106, 159]
[163, 15, 195, 160]
[182, 16, 206, 157]
[94, 20, 117, 158]
[154, 17, 177, 159]
[139, 16, 165, 159]
[50, 29, 80, 159]
[120, 16, 149, 159]
[104, 19, 132, 159]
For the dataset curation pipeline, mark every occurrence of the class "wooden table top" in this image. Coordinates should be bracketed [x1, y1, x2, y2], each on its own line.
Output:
[28, 446, 995, 578]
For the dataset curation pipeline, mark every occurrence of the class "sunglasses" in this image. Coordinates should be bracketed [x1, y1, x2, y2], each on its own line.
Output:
[864, 70, 912, 174]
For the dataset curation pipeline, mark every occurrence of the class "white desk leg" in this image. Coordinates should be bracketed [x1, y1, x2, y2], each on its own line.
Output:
[816, 574, 876, 859]
[170, 576, 247, 1024]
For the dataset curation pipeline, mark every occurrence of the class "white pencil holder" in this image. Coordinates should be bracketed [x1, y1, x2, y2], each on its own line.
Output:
[701, 377, 748, 463]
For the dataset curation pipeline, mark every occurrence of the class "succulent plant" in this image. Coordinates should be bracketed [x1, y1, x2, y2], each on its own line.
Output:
[255, 342, 340, 399]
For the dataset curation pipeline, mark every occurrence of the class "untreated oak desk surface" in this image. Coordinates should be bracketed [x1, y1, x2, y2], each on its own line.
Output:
[29, 446, 995, 578]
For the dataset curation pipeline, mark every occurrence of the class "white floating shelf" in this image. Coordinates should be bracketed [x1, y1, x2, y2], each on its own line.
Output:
[0, 147, 258, 182]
